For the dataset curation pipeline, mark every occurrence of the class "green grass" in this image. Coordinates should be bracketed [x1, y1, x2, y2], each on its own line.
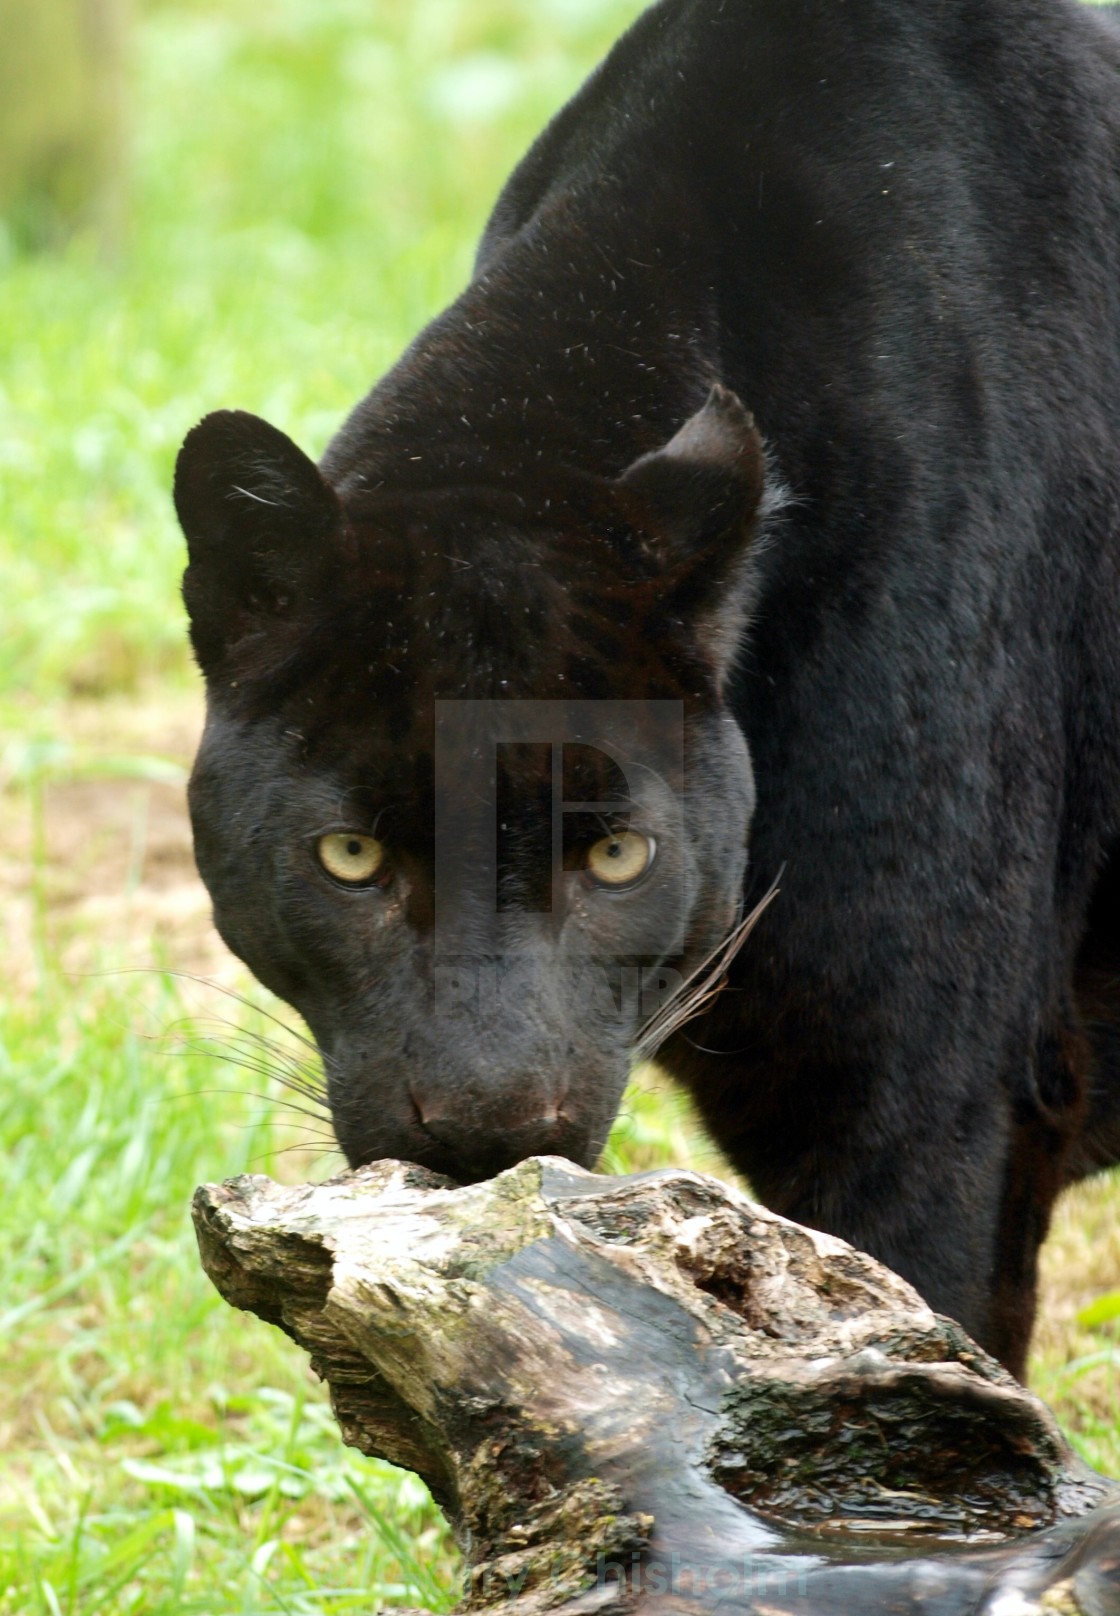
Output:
[2, 969, 1115, 1616]
[2, 2, 663, 1608]
[2, 1, 1119, 1612]
[0, 970, 463, 1614]
[0, 0, 644, 712]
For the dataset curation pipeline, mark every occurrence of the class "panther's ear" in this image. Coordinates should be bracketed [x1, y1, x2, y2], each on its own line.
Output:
[618, 384, 766, 568]
[175, 409, 344, 677]
[616, 385, 771, 680]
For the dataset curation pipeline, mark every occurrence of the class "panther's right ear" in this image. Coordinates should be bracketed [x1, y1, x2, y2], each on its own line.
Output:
[174, 409, 344, 677]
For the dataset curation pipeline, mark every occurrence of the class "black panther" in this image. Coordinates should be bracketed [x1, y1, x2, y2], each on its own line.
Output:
[174, 0, 1120, 1376]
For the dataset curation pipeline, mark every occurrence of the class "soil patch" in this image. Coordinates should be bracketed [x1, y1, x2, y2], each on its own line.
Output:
[1, 691, 237, 992]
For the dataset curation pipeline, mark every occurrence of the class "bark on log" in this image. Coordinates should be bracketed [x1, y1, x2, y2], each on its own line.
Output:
[193, 1158, 1120, 1615]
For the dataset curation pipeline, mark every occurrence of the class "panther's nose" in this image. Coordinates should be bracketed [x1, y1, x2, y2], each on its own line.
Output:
[411, 1086, 575, 1182]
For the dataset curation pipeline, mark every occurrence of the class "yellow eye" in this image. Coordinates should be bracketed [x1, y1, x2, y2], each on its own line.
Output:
[317, 832, 387, 886]
[585, 831, 654, 887]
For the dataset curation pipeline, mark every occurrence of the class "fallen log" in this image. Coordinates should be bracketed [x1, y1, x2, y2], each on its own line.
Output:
[193, 1158, 1120, 1614]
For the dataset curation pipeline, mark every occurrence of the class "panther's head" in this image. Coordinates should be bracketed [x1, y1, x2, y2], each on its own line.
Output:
[175, 387, 770, 1181]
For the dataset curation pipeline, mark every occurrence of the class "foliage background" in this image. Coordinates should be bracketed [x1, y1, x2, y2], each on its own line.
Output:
[1, 1, 1117, 1612]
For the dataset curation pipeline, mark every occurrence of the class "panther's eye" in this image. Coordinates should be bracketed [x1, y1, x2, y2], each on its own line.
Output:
[317, 832, 387, 886]
[585, 831, 654, 888]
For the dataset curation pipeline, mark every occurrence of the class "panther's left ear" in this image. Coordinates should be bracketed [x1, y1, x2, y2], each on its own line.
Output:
[616, 384, 772, 680]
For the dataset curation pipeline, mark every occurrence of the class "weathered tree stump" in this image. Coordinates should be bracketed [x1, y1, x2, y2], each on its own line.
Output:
[194, 1159, 1120, 1614]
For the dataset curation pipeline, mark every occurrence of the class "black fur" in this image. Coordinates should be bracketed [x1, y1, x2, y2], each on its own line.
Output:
[176, 0, 1120, 1376]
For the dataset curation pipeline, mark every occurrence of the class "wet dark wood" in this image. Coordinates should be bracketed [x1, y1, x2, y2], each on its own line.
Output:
[194, 1159, 1120, 1614]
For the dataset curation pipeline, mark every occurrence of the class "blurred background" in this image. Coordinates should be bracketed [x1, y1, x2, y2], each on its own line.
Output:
[1, 2, 1117, 1611]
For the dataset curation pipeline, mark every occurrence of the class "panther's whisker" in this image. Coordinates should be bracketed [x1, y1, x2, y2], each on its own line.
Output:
[153, 970, 324, 1059]
[171, 1028, 308, 1077]
[188, 1083, 331, 1130]
[167, 1011, 330, 1091]
[180, 1028, 321, 1084]
[169, 1043, 332, 1119]
[247, 1141, 345, 1171]
[202, 1033, 327, 1098]
[169, 1080, 333, 1131]
[632, 873, 780, 1060]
